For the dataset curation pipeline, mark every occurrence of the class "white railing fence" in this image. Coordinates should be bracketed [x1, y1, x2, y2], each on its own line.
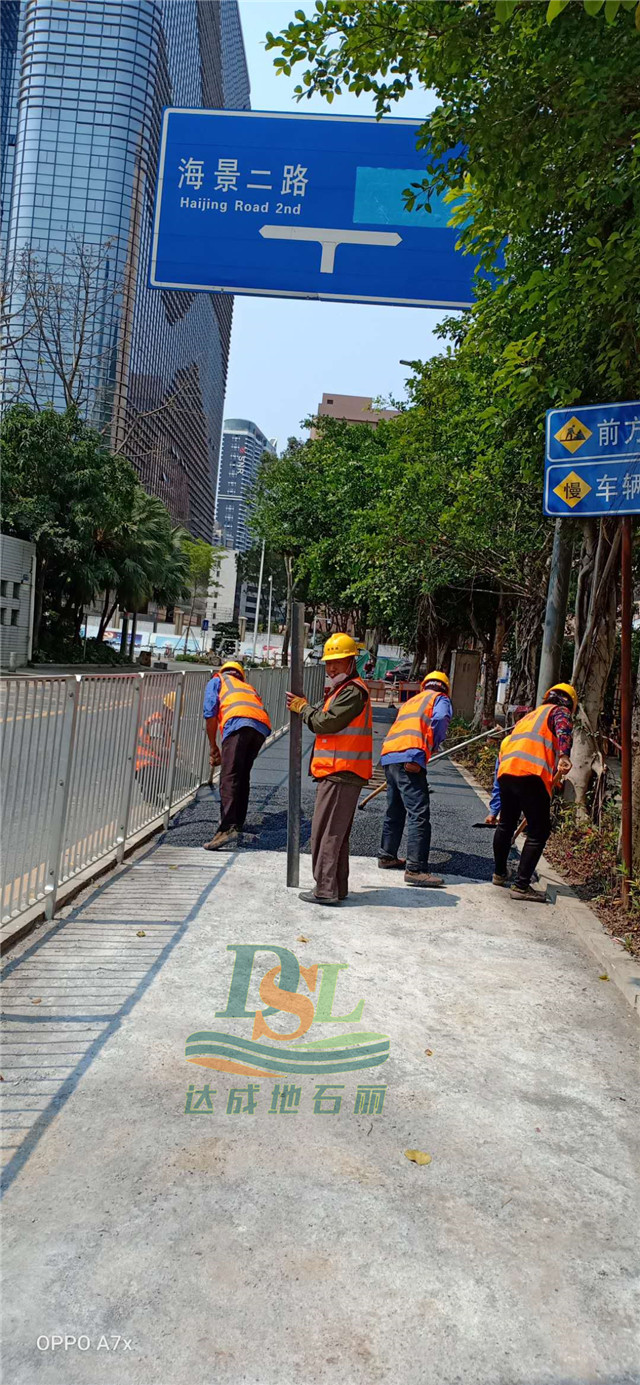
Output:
[1, 664, 325, 934]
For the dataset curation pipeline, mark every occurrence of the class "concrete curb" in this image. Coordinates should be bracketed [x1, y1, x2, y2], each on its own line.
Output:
[453, 758, 640, 1020]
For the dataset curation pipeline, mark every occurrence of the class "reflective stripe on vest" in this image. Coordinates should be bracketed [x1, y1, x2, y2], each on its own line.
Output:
[497, 704, 557, 793]
[218, 673, 272, 735]
[380, 690, 439, 761]
[135, 712, 170, 772]
[310, 676, 373, 781]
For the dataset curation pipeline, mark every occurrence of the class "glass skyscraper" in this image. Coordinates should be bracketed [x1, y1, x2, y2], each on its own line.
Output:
[216, 418, 276, 553]
[1, 0, 249, 541]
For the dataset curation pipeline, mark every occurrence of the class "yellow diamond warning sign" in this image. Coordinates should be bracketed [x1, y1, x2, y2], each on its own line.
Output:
[553, 471, 592, 509]
[554, 415, 592, 454]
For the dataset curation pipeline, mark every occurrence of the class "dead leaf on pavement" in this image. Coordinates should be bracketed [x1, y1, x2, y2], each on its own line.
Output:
[425, 1049, 433, 1056]
[598, 972, 609, 981]
[404, 1149, 432, 1166]
[31, 998, 42, 1005]
[297, 934, 309, 943]
[136, 930, 146, 937]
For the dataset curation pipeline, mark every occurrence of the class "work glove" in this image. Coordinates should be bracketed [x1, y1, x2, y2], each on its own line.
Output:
[287, 694, 308, 715]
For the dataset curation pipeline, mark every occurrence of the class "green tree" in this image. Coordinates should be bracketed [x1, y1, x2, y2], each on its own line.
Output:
[1, 403, 138, 646]
[269, 0, 640, 794]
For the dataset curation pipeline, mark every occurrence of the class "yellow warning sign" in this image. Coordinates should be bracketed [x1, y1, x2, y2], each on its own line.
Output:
[554, 415, 592, 454]
[553, 471, 592, 509]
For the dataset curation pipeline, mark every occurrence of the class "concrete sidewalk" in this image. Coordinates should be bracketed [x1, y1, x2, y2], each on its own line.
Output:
[1, 745, 639, 1385]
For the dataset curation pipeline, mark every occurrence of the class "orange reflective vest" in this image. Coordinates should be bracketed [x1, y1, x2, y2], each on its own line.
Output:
[497, 704, 559, 794]
[136, 712, 171, 772]
[218, 672, 272, 736]
[310, 677, 373, 781]
[380, 690, 440, 762]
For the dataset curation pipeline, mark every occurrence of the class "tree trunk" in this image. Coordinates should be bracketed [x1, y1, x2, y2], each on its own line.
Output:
[97, 590, 112, 642]
[119, 614, 129, 656]
[481, 596, 508, 725]
[128, 611, 137, 663]
[32, 553, 47, 651]
[570, 518, 620, 817]
[631, 649, 640, 877]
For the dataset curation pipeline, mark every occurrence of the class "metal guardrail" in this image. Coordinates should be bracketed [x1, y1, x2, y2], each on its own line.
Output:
[1, 663, 325, 935]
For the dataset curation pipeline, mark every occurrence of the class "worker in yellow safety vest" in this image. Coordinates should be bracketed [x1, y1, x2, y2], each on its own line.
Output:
[492, 682, 576, 901]
[286, 633, 372, 906]
[377, 670, 453, 888]
[203, 661, 271, 851]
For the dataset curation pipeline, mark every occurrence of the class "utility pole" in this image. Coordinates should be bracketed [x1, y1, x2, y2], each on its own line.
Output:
[266, 574, 273, 666]
[287, 600, 305, 888]
[251, 539, 266, 663]
[620, 516, 633, 908]
[536, 519, 573, 704]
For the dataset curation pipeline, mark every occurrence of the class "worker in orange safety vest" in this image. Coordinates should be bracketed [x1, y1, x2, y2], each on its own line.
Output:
[377, 670, 453, 888]
[286, 633, 372, 906]
[492, 682, 576, 901]
[135, 689, 178, 806]
[203, 661, 271, 851]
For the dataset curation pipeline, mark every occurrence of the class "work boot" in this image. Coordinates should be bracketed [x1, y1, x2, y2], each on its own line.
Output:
[203, 827, 238, 851]
[378, 856, 406, 870]
[510, 882, 547, 903]
[298, 890, 340, 907]
[492, 872, 509, 887]
[404, 871, 445, 889]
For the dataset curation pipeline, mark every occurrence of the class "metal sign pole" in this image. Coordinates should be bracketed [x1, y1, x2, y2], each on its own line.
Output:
[251, 539, 266, 663]
[287, 601, 305, 888]
[620, 516, 633, 908]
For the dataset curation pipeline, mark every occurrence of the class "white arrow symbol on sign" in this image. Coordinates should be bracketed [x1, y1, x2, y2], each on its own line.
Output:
[259, 225, 402, 274]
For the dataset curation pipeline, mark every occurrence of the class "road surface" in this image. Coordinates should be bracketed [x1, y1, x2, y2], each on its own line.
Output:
[2, 726, 638, 1385]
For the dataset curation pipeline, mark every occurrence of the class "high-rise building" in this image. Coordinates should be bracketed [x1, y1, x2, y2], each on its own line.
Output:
[216, 418, 276, 553]
[1, 0, 249, 541]
[315, 393, 399, 429]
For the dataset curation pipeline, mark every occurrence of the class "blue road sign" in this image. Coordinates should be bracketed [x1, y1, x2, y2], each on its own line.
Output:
[201, 619, 209, 632]
[544, 402, 640, 517]
[149, 109, 479, 308]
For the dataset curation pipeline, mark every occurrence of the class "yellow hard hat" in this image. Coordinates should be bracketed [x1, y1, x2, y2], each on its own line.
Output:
[544, 682, 578, 713]
[163, 690, 177, 711]
[220, 660, 245, 677]
[321, 633, 358, 662]
[421, 669, 451, 695]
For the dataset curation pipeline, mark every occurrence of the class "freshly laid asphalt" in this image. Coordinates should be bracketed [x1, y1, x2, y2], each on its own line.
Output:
[171, 707, 497, 880]
[2, 714, 639, 1385]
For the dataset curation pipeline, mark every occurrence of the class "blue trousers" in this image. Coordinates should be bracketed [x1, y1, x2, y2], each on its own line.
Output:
[379, 763, 431, 874]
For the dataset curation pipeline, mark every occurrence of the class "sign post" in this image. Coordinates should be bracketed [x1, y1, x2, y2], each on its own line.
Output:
[150, 110, 481, 309]
[287, 602, 305, 889]
[544, 400, 640, 907]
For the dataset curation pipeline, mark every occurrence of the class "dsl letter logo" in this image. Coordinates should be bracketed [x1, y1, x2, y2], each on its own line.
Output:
[185, 945, 389, 1077]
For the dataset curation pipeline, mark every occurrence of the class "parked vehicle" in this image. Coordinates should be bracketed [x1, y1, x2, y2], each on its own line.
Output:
[384, 661, 414, 684]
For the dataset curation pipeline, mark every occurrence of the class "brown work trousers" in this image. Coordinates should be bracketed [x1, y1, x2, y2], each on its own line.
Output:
[310, 777, 363, 901]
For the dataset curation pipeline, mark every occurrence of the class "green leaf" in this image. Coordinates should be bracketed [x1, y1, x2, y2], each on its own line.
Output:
[546, 0, 570, 19]
[604, 0, 622, 18]
[583, 0, 605, 12]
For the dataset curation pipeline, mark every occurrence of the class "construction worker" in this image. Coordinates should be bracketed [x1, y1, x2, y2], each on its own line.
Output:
[203, 661, 271, 851]
[377, 670, 453, 888]
[492, 682, 576, 900]
[286, 633, 372, 906]
[135, 689, 178, 807]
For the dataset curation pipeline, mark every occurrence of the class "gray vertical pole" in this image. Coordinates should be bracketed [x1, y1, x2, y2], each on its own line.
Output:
[536, 519, 573, 705]
[117, 674, 143, 860]
[286, 600, 305, 888]
[45, 676, 81, 919]
[164, 675, 184, 827]
[252, 539, 266, 662]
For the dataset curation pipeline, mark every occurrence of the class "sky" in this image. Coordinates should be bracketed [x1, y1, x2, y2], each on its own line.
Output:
[223, 0, 443, 447]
